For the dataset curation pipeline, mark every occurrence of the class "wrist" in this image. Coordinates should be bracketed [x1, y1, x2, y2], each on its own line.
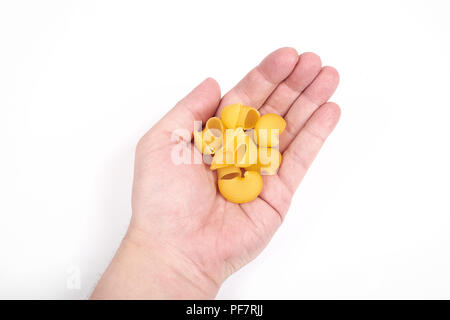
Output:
[91, 225, 220, 299]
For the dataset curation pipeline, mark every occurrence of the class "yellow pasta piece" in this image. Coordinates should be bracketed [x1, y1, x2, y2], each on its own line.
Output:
[217, 166, 263, 204]
[253, 113, 286, 147]
[222, 127, 243, 151]
[193, 117, 224, 154]
[196, 104, 287, 204]
[216, 165, 240, 179]
[220, 103, 260, 129]
[210, 128, 258, 169]
[247, 147, 282, 175]
[210, 147, 235, 170]
[235, 132, 258, 168]
[210, 128, 242, 169]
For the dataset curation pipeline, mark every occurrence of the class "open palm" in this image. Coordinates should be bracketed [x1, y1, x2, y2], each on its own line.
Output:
[129, 47, 340, 296]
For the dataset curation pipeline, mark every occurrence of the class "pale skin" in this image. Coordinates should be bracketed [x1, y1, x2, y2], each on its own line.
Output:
[91, 47, 340, 299]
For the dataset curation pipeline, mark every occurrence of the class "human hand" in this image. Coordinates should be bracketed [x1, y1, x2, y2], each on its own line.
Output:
[91, 47, 340, 299]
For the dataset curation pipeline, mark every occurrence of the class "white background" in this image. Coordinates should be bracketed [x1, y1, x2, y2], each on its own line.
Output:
[1, 0, 450, 299]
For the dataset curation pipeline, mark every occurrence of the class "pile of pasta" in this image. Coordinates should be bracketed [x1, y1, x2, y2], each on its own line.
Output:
[194, 103, 286, 203]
